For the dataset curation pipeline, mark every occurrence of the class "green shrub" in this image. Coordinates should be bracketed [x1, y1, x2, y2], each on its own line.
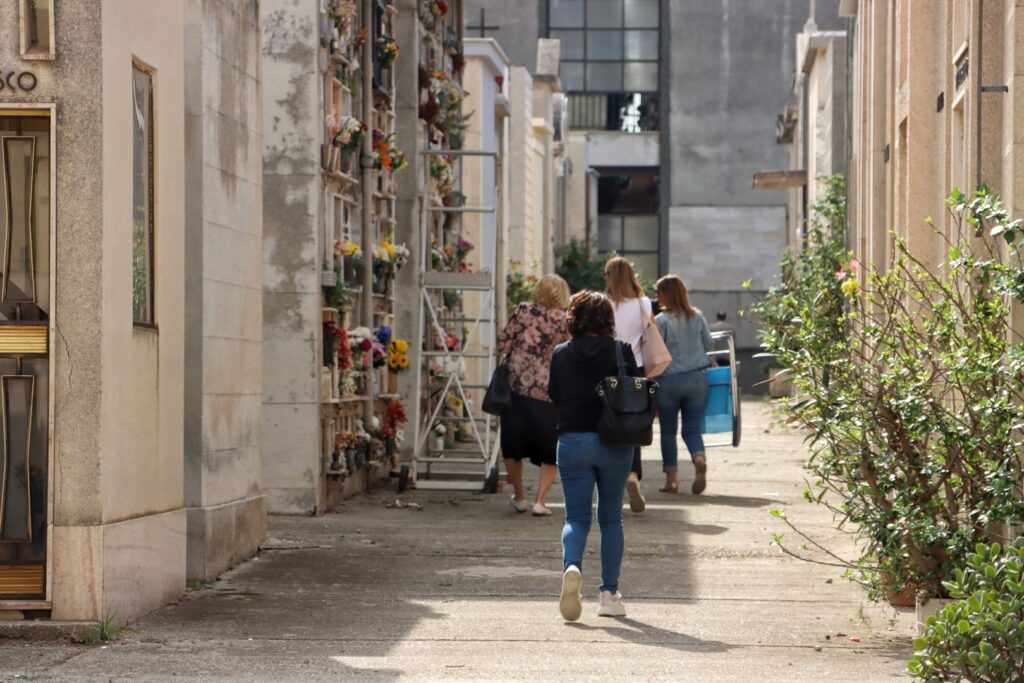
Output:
[506, 261, 538, 318]
[555, 238, 606, 293]
[908, 538, 1024, 682]
[761, 186, 1024, 600]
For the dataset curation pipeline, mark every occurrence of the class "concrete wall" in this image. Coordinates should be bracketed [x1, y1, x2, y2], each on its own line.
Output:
[462, 0, 540, 69]
[664, 0, 842, 393]
[93, 0, 187, 624]
[183, 0, 266, 580]
[260, 0, 323, 515]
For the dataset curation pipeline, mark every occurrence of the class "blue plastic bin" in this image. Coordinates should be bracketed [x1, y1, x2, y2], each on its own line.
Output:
[701, 366, 733, 434]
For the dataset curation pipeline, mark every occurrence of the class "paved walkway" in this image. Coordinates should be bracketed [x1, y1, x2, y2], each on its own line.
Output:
[2, 400, 915, 682]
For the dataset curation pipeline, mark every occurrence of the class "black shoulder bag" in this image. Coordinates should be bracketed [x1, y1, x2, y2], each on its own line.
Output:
[482, 357, 513, 415]
[595, 342, 659, 446]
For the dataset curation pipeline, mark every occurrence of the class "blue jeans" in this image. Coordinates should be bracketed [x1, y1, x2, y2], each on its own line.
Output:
[656, 369, 709, 472]
[557, 431, 633, 593]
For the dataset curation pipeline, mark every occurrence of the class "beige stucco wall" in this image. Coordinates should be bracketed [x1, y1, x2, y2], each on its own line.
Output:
[848, 0, 1022, 275]
[93, 0, 187, 621]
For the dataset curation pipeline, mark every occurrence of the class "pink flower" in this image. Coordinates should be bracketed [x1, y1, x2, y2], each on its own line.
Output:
[835, 268, 846, 281]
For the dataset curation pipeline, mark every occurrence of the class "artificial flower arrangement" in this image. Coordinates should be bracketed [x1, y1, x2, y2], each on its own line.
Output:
[430, 234, 474, 273]
[431, 324, 462, 353]
[372, 238, 411, 285]
[835, 259, 860, 298]
[335, 239, 362, 264]
[337, 328, 352, 370]
[327, 0, 357, 30]
[430, 0, 448, 15]
[387, 338, 411, 372]
[337, 430, 358, 452]
[338, 368, 359, 397]
[376, 36, 400, 67]
[370, 326, 391, 368]
[333, 115, 366, 153]
[349, 326, 374, 369]
[372, 132, 408, 172]
[323, 321, 341, 368]
[429, 154, 457, 196]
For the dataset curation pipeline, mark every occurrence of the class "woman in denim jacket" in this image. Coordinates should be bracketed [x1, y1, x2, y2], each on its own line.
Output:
[654, 275, 713, 494]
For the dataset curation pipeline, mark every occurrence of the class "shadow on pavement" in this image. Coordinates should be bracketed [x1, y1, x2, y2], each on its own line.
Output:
[566, 617, 733, 654]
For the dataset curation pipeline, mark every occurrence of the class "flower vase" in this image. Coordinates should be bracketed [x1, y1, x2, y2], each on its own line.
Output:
[344, 449, 356, 472]
[372, 274, 387, 294]
[330, 451, 344, 472]
[344, 257, 360, 284]
[340, 149, 353, 175]
[385, 437, 397, 457]
[355, 447, 367, 469]
[433, 435, 444, 451]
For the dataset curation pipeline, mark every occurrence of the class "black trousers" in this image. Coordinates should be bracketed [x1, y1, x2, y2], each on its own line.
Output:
[631, 365, 644, 480]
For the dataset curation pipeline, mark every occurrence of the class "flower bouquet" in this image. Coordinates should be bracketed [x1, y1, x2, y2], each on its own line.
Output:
[333, 115, 366, 155]
[376, 36, 400, 67]
[373, 134, 408, 172]
[349, 326, 374, 369]
[388, 338, 411, 373]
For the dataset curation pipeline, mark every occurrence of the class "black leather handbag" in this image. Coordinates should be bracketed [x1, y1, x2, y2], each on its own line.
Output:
[595, 342, 659, 446]
[482, 358, 513, 415]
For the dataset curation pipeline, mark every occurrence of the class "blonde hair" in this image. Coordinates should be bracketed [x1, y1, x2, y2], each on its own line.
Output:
[533, 274, 571, 310]
[656, 275, 699, 319]
[604, 256, 644, 303]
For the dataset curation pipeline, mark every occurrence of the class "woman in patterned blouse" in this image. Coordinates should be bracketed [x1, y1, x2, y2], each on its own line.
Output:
[497, 274, 571, 516]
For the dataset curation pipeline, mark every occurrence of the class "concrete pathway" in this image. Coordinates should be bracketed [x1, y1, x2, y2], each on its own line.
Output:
[1, 400, 915, 682]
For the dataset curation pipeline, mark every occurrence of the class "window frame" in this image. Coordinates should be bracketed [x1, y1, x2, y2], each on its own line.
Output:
[131, 59, 157, 330]
[549, 0, 660, 95]
[19, 0, 56, 61]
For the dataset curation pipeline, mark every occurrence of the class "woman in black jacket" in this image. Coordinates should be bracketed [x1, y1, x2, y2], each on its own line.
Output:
[548, 291, 640, 621]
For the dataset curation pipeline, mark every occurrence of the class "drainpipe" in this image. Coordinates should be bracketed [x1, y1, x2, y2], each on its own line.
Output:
[361, 0, 375, 425]
[975, 0, 984, 189]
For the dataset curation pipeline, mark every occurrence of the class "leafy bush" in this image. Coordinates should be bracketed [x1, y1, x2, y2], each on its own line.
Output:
[754, 174, 850, 358]
[761, 186, 1024, 599]
[555, 238, 606, 293]
[506, 261, 538, 318]
[909, 538, 1024, 682]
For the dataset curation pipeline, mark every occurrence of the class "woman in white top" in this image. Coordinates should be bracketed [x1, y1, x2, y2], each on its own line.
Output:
[604, 256, 652, 514]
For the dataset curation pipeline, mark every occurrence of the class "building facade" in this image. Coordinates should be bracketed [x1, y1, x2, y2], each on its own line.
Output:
[464, 0, 830, 391]
[844, 0, 1024, 296]
[0, 0, 188, 622]
[0, 0, 265, 623]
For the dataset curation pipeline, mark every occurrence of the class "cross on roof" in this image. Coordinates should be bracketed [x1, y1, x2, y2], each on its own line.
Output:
[466, 8, 499, 38]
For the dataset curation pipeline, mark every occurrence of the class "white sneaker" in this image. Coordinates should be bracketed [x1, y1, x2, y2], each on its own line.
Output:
[510, 496, 530, 513]
[597, 590, 626, 617]
[531, 503, 553, 516]
[559, 566, 583, 621]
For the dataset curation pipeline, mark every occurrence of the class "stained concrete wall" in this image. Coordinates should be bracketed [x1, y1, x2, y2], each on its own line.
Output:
[665, 0, 842, 392]
[183, 0, 266, 580]
[462, 0, 540, 69]
[260, 0, 323, 515]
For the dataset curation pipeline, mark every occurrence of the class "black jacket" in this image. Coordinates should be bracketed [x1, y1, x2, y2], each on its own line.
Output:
[548, 336, 640, 434]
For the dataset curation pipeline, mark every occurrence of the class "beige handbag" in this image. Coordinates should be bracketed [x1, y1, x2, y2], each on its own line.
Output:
[641, 313, 672, 378]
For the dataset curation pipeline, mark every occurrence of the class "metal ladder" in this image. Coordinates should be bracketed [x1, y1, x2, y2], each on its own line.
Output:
[410, 149, 502, 491]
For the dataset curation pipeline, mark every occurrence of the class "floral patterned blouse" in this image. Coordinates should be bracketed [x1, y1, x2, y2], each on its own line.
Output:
[498, 302, 570, 403]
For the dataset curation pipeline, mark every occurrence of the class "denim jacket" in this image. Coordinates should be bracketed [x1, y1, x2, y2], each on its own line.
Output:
[655, 311, 713, 374]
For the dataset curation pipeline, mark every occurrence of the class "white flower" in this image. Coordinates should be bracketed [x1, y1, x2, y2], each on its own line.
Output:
[433, 423, 447, 436]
